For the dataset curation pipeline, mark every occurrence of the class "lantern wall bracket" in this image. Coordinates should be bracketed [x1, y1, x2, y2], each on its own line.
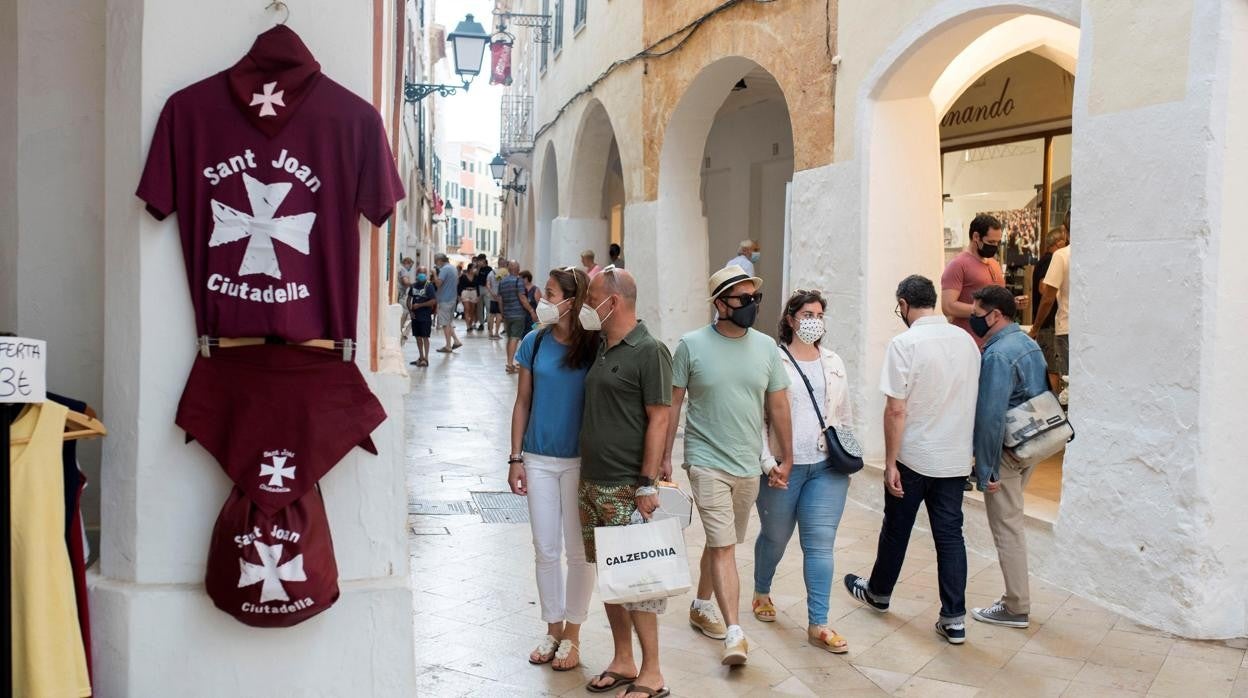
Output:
[492, 9, 552, 44]
[404, 81, 469, 103]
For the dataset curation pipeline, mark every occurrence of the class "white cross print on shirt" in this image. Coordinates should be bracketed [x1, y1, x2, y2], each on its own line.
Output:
[250, 81, 285, 117]
[237, 541, 306, 603]
[209, 172, 314, 279]
[260, 455, 295, 487]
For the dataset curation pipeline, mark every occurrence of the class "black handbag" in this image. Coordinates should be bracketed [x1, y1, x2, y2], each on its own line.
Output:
[780, 345, 864, 475]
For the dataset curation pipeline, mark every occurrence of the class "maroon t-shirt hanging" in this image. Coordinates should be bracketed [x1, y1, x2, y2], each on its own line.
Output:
[136, 28, 404, 342]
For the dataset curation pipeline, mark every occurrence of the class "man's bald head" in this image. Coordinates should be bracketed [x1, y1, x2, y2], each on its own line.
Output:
[590, 268, 637, 309]
[508, 260, 520, 273]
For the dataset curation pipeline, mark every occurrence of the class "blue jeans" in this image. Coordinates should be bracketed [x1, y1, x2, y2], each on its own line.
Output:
[752, 460, 850, 626]
[867, 462, 967, 622]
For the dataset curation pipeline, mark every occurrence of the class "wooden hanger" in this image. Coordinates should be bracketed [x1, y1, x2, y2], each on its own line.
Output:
[9, 406, 108, 446]
[198, 336, 356, 361]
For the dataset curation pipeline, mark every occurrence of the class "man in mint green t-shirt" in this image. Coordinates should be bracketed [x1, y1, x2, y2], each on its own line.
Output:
[662, 264, 793, 667]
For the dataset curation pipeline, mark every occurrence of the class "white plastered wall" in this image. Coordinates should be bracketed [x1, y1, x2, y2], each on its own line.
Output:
[90, 1, 417, 694]
[789, 0, 1247, 638]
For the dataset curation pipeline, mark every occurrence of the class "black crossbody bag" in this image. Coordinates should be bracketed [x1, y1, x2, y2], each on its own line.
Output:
[780, 344, 864, 475]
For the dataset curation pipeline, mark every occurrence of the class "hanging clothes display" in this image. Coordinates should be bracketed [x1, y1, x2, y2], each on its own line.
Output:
[48, 392, 94, 682]
[10, 401, 92, 698]
[134, 25, 404, 626]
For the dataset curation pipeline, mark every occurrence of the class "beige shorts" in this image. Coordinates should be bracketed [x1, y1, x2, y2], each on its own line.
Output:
[686, 465, 760, 548]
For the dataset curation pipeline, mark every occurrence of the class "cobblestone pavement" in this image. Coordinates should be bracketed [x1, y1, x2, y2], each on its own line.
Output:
[405, 332, 1248, 697]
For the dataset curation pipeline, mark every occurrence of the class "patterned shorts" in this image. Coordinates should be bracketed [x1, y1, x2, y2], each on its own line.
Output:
[578, 480, 667, 614]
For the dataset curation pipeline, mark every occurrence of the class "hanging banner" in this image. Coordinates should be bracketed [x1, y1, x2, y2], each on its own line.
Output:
[490, 40, 513, 86]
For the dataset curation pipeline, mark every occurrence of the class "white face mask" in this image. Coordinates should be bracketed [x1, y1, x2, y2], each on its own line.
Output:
[579, 298, 613, 331]
[795, 317, 826, 345]
[536, 298, 570, 325]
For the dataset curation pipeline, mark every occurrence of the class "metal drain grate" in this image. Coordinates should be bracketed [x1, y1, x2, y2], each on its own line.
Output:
[480, 508, 528, 524]
[409, 525, 450, 536]
[471, 491, 529, 524]
[408, 499, 478, 516]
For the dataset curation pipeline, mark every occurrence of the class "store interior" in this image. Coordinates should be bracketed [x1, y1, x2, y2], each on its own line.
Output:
[940, 51, 1074, 516]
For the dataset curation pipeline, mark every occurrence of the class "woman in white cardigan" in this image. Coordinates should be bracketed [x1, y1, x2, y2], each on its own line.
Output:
[752, 289, 857, 653]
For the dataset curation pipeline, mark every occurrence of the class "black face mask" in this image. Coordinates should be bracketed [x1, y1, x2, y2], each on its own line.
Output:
[977, 240, 1000, 258]
[721, 300, 759, 329]
[969, 313, 995, 338]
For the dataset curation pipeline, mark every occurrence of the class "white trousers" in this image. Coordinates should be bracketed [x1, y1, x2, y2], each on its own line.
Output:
[524, 453, 596, 624]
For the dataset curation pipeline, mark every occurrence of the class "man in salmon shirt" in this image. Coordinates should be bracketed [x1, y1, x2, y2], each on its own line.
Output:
[939, 214, 1029, 489]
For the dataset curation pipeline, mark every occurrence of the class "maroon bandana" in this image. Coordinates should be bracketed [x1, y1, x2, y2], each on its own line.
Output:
[226, 25, 322, 138]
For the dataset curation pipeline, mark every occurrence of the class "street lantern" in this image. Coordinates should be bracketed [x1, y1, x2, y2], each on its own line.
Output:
[404, 13, 491, 103]
[489, 154, 507, 183]
[490, 154, 526, 194]
[447, 14, 490, 84]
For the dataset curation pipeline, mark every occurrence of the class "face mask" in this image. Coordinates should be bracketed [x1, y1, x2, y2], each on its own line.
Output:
[750, 251, 761, 264]
[718, 297, 759, 329]
[969, 312, 995, 338]
[415, 273, 427, 283]
[536, 298, 569, 325]
[579, 298, 612, 331]
[795, 317, 825, 345]
[977, 240, 1000, 258]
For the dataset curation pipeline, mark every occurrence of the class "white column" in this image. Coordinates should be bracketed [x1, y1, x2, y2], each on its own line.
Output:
[549, 216, 609, 272]
[90, 1, 417, 694]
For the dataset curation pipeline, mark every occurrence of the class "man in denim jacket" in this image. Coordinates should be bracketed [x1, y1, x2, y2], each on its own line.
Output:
[967, 285, 1049, 630]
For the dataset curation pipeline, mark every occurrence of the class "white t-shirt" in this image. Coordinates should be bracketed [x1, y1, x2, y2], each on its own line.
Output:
[789, 357, 828, 465]
[726, 254, 755, 277]
[1042, 246, 1071, 336]
[878, 315, 980, 478]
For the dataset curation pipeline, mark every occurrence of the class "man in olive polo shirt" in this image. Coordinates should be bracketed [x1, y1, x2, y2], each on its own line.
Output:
[578, 268, 674, 698]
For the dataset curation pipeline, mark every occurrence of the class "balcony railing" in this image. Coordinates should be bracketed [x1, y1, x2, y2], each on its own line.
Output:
[500, 94, 534, 155]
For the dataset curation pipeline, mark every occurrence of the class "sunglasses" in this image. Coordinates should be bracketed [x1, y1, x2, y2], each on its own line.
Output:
[721, 292, 763, 307]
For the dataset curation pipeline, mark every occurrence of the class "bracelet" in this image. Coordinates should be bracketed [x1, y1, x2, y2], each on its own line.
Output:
[634, 486, 659, 497]
[508, 456, 524, 465]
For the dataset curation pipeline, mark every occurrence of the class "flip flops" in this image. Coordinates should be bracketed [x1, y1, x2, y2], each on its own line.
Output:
[528, 635, 558, 665]
[622, 686, 669, 698]
[552, 640, 579, 672]
[585, 671, 637, 693]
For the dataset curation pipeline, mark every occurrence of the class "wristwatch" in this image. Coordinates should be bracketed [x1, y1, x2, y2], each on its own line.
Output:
[636, 475, 655, 488]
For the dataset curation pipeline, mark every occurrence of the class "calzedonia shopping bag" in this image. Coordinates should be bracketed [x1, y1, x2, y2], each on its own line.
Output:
[206, 486, 339, 627]
[594, 516, 692, 605]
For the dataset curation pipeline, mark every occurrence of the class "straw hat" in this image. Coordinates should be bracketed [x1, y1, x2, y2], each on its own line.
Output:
[707, 264, 763, 303]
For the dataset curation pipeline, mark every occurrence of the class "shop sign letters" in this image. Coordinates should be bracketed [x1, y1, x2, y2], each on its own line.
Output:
[0, 336, 47, 404]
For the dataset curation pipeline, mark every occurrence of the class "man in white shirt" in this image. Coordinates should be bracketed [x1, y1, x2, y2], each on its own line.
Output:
[1030, 226, 1071, 379]
[842, 275, 980, 645]
[726, 239, 760, 277]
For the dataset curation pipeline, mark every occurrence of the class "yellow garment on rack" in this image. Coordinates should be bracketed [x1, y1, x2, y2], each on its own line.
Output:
[10, 401, 91, 698]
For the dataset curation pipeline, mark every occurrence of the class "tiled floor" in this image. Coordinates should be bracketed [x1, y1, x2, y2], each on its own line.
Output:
[404, 330, 1248, 697]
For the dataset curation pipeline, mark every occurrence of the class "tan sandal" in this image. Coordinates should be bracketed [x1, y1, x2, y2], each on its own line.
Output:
[752, 597, 777, 622]
[809, 627, 849, 654]
[552, 639, 580, 671]
[528, 634, 558, 665]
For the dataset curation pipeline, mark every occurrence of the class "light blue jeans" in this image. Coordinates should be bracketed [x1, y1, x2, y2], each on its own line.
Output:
[753, 459, 850, 626]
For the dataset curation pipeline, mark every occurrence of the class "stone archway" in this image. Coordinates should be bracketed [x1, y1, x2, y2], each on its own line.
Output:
[651, 56, 795, 344]
[555, 99, 628, 273]
[854, 10, 1079, 458]
[534, 141, 559, 277]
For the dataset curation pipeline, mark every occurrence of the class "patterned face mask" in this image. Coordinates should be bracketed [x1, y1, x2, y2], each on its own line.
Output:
[795, 317, 826, 345]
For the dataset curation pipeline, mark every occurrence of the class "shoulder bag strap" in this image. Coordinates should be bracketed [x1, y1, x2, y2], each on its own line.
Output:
[526, 328, 548, 423]
[779, 344, 828, 431]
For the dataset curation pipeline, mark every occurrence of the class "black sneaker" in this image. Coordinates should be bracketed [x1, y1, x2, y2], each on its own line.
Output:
[842, 574, 889, 612]
[935, 620, 966, 645]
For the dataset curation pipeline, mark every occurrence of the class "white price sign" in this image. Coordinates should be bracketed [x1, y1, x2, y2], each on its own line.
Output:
[0, 337, 47, 404]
